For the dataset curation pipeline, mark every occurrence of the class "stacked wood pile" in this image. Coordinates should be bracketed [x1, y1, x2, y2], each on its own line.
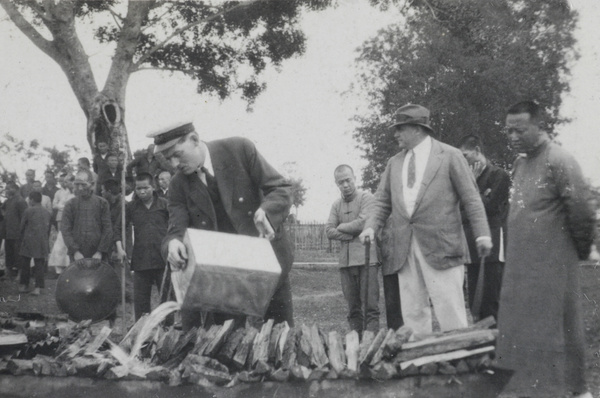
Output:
[0, 306, 498, 386]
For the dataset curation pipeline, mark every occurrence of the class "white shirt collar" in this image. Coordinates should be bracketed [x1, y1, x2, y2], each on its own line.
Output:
[200, 141, 214, 175]
[412, 135, 432, 158]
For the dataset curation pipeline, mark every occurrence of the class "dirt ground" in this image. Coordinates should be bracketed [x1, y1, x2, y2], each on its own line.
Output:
[1, 260, 599, 396]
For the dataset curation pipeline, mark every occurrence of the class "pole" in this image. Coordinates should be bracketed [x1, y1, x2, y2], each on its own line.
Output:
[363, 236, 371, 333]
[120, 143, 128, 335]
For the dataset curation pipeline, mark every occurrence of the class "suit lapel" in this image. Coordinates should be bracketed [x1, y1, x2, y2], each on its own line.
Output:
[206, 141, 234, 216]
[393, 151, 410, 218]
[186, 171, 216, 225]
[413, 139, 443, 212]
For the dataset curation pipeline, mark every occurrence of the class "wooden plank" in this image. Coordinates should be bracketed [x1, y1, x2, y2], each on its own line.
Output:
[309, 324, 329, 368]
[251, 319, 274, 367]
[194, 325, 220, 356]
[358, 330, 374, 363]
[399, 345, 495, 370]
[232, 326, 258, 370]
[370, 329, 395, 366]
[0, 330, 27, 346]
[360, 329, 387, 366]
[85, 326, 112, 354]
[205, 320, 235, 357]
[267, 322, 285, 364]
[296, 324, 312, 368]
[281, 327, 297, 370]
[396, 329, 498, 362]
[345, 331, 360, 373]
[216, 327, 245, 365]
[275, 321, 290, 367]
[327, 331, 346, 374]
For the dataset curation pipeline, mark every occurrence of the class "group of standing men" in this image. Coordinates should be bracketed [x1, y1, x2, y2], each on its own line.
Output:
[327, 101, 595, 398]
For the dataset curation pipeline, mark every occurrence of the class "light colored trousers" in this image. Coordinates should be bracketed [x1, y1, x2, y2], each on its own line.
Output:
[397, 235, 467, 335]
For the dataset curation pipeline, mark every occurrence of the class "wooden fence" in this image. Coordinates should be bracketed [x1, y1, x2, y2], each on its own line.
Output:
[284, 221, 340, 253]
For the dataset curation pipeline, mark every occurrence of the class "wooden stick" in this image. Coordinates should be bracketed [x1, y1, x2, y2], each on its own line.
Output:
[399, 345, 495, 370]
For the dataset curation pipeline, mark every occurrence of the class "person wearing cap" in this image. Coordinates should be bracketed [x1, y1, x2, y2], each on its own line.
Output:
[359, 104, 491, 334]
[150, 123, 294, 330]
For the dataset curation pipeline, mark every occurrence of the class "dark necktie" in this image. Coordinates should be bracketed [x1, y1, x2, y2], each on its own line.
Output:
[201, 167, 219, 202]
[407, 150, 416, 188]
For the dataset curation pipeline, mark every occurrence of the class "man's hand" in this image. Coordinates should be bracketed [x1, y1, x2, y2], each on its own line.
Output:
[254, 208, 275, 241]
[92, 251, 102, 260]
[359, 228, 375, 245]
[167, 239, 188, 270]
[476, 237, 493, 258]
[471, 161, 485, 179]
[73, 251, 84, 261]
[116, 246, 127, 262]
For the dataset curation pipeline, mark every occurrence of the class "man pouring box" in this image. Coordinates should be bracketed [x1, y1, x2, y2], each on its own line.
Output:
[171, 228, 281, 317]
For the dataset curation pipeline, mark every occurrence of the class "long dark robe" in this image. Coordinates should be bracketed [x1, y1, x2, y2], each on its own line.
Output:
[495, 139, 595, 397]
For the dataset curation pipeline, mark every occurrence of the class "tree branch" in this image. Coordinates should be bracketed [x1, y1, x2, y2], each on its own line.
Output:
[132, 66, 207, 76]
[141, 3, 175, 33]
[0, 0, 58, 60]
[108, 6, 123, 30]
[23, 0, 53, 23]
[132, 0, 266, 70]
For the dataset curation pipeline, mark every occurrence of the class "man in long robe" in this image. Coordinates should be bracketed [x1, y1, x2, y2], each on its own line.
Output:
[495, 100, 595, 398]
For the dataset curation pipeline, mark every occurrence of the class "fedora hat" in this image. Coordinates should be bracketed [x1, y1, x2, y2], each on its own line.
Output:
[388, 104, 434, 133]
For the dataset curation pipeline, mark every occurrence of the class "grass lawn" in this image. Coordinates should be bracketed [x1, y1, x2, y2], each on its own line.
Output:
[1, 260, 600, 395]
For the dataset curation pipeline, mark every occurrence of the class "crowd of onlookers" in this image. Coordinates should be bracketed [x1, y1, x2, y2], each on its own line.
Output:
[0, 142, 174, 317]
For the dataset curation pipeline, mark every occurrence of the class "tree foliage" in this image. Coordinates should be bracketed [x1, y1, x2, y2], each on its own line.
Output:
[288, 176, 307, 213]
[0, 133, 82, 184]
[0, 0, 333, 154]
[353, 0, 578, 191]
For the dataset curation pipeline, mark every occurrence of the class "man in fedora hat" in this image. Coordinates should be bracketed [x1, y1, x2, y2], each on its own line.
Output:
[360, 104, 491, 334]
[149, 122, 294, 330]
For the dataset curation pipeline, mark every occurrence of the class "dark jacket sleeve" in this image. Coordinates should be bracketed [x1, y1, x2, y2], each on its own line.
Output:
[97, 198, 114, 254]
[550, 149, 596, 260]
[161, 174, 190, 260]
[480, 166, 511, 223]
[241, 138, 292, 230]
[61, 199, 78, 255]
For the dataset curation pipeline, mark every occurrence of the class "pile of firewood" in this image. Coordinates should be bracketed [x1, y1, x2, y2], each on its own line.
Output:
[0, 305, 497, 386]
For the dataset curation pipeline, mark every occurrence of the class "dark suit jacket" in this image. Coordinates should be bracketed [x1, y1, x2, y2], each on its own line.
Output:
[462, 163, 510, 263]
[365, 138, 490, 275]
[162, 137, 293, 276]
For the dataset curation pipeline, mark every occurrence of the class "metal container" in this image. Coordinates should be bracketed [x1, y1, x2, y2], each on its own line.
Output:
[171, 228, 281, 318]
[55, 259, 120, 322]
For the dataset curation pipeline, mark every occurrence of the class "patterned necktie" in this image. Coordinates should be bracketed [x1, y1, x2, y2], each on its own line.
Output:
[407, 150, 416, 188]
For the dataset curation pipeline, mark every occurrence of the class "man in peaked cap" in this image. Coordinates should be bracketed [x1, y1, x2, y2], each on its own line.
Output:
[360, 104, 491, 334]
[149, 122, 294, 331]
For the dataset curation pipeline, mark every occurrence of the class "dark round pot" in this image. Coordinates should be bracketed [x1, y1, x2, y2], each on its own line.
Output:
[55, 258, 120, 322]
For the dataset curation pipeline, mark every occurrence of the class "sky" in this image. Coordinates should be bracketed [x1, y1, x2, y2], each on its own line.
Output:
[0, 0, 599, 221]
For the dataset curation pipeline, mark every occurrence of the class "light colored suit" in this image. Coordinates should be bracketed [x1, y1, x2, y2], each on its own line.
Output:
[365, 138, 490, 275]
[365, 138, 490, 333]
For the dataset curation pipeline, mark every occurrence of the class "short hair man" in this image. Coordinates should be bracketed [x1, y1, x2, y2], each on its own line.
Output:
[42, 171, 58, 202]
[115, 172, 169, 320]
[20, 169, 36, 199]
[151, 122, 294, 330]
[28, 181, 53, 215]
[156, 170, 172, 199]
[61, 169, 113, 262]
[360, 104, 491, 334]
[92, 140, 110, 175]
[19, 191, 51, 295]
[494, 101, 595, 398]
[326, 165, 380, 334]
[96, 153, 123, 195]
[457, 135, 510, 321]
